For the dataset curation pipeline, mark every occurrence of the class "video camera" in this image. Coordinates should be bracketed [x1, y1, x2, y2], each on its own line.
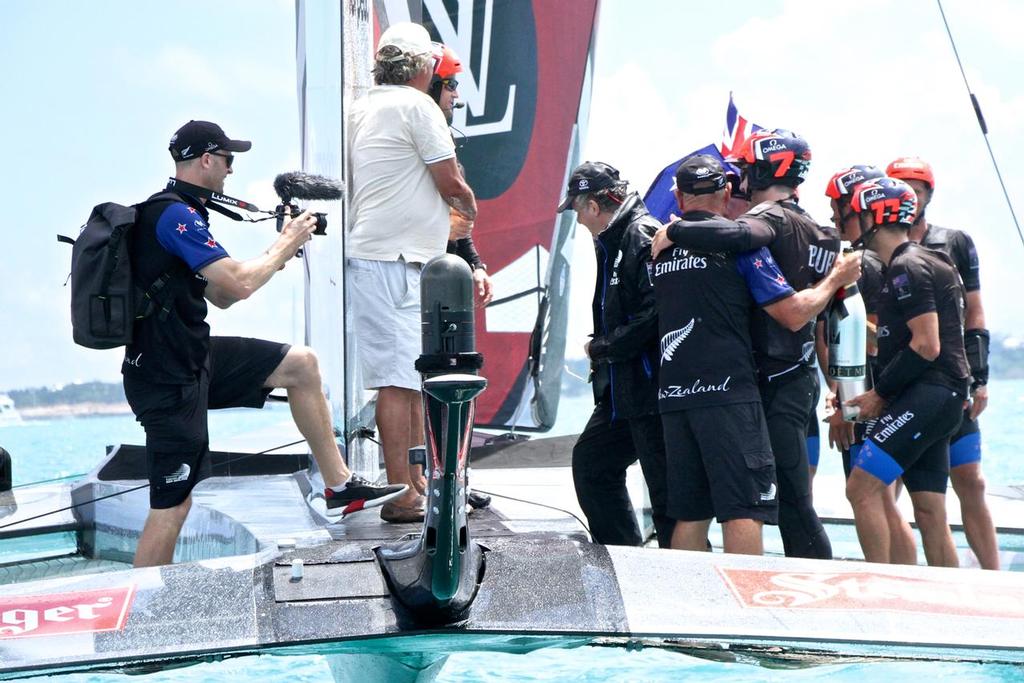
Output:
[272, 172, 343, 236]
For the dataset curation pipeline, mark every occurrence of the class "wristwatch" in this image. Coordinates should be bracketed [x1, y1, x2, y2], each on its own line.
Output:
[474, 263, 488, 272]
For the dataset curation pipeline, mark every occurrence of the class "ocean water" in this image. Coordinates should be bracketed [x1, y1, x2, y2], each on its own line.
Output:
[2, 380, 1024, 681]
[3, 379, 1023, 489]
[47, 641, 1024, 682]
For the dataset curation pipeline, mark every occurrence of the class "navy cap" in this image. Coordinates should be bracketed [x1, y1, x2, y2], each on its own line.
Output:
[674, 154, 727, 195]
[169, 120, 251, 161]
[557, 161, 621, 212]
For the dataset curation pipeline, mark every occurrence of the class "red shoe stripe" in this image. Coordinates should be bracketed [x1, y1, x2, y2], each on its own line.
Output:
[343, 499, 366, 515]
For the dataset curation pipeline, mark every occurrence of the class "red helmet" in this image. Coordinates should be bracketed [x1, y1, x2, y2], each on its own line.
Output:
[727, 129, 812, 190]
[850, 177, 918, 227]
[886, 156, 935, 190]
[825, 165, 885, 200]
[431, 42, 462, 79]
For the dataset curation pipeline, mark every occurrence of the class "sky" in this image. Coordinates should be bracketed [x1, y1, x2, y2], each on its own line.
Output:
[0, 0, 1021, 391]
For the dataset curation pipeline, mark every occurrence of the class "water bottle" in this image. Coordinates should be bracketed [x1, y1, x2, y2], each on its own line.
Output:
[827, 279, 867, 422]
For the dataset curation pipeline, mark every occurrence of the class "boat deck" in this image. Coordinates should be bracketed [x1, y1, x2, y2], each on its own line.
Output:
[3, 434, 1024, 677]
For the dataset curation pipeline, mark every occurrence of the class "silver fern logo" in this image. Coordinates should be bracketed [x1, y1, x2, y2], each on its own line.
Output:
[660, 319, 695, 363]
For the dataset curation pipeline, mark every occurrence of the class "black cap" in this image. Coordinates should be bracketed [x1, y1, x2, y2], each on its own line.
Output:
[169, 120, 252, 161]
[674, 154, 727, 195]
[557, 161, 621, 212]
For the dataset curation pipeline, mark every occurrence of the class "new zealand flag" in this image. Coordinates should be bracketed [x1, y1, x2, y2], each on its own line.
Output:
[642, 94, 762, 223]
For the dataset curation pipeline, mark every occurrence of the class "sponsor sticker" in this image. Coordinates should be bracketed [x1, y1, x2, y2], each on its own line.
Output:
[718, 568, 1024, 618]
[0, 586, 135, 639]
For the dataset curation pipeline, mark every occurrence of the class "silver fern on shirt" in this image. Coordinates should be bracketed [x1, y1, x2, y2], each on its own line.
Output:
[660, 318, 695, 363]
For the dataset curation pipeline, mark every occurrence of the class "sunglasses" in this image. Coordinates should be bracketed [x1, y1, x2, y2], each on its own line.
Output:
[209, 151, 234, 168]
[440, 78, 458, 92]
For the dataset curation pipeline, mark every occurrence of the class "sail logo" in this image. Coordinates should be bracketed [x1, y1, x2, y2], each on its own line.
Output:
[384, 0, 538, 198]
[0, 586, 136, 639]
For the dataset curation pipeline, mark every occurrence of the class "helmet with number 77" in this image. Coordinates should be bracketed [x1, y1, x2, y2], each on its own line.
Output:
[849, 177, 918, 228]
[727, 129, 812, 191]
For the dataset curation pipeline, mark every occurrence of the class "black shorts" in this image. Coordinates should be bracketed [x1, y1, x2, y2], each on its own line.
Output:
[852, 382, 965, 494]
[123, 337, 290, 509]
[662, 402, 778, 524]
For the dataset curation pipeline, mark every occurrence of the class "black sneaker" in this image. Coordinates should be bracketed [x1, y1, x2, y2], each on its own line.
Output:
[467, 490, 491, 510]
[324, 476, 408, 518]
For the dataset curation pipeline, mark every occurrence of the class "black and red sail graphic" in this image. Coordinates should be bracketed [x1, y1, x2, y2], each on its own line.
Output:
[376, 0, 600, 429]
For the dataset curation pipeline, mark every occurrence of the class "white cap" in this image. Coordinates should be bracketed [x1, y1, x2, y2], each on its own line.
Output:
[377, 22, 433, 57]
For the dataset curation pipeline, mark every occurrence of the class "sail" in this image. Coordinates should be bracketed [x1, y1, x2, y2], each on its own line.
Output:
[375, 0, 601, 431]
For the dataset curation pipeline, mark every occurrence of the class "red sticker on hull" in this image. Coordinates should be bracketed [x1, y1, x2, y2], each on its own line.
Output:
[0, 585, 136, 639]
[719, 567, 1024, 619]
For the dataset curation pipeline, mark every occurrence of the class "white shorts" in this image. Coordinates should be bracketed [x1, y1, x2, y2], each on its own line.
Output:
[347, 257, 422, 391]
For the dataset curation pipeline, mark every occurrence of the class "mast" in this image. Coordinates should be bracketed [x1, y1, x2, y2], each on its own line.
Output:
[296, 0, 378, 476]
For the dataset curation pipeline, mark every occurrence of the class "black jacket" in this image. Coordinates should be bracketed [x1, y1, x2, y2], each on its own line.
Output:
[587, 193, 660, 419]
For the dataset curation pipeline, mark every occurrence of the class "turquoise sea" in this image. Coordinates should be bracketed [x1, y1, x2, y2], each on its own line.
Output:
[2, 379, 1024, 681]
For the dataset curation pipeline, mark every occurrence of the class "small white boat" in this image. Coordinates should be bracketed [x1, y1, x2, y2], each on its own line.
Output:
[0, 395, 22, 426]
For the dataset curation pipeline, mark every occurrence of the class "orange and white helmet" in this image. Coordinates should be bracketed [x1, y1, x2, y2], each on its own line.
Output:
[431, 42, 462, 80]
[886, 156, 935, 190]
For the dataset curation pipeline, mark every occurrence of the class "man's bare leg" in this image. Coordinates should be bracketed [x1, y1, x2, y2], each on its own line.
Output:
[409, 393, 427, 495]
[134, 497, 191, 568]
[377, 385, 422, 506]
[671, 519, 712, 551]
[886, 482, 918, 565]
[846, 468, 892, 563]
[265, 346, 348, 488]
[721, 519, 764, 555]
[910, 490, 959, 568]
[951, 462, 999, 569]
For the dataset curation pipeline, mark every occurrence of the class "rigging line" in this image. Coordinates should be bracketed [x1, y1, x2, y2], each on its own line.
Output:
[13, 473, 86, 489]
[0, 437, 310, 531]
[936, 0, 1023, 249]
[472, 487, 592, 538]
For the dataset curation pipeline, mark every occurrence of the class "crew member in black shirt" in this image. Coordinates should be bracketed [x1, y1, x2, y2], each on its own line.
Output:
[558, 162, 672, 547]
[845, 177, 970, 567]
[125, 121, 405, 567]
[888, 156, 998, 570]
[652, 131, 860, 560]
[822, 164, 918, 565]
[652, 155, 776, 555]
[651, 154, 859, 555]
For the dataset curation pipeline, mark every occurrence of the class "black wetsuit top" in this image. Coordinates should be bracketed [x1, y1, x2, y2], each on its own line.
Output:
[124, 188, 219, 384]
[919, 223, 981, 292]
[666, 199, 840, 377]
[859, 249, 886, 316]
[652, 211, 760, 413]
[875, 242, 970, 395]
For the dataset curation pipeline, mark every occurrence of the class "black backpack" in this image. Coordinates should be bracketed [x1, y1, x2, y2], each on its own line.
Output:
[59, 192, 180, 349]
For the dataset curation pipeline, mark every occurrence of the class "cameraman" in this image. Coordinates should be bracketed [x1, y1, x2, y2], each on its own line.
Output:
[125, 120, 406, 567]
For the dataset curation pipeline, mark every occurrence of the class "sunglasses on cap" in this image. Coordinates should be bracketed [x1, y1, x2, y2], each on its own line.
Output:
[209, 150, 234, 168]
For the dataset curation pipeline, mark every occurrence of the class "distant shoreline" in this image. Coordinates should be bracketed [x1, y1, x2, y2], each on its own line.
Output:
[18, 402, 133, 419]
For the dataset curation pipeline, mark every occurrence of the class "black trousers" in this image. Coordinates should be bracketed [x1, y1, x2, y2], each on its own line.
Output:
[572, 400, 672, 547]
[760, 365, 833, 559]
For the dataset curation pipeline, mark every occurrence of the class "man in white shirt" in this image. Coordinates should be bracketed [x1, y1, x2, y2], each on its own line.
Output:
[347, 22, 477, 523]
